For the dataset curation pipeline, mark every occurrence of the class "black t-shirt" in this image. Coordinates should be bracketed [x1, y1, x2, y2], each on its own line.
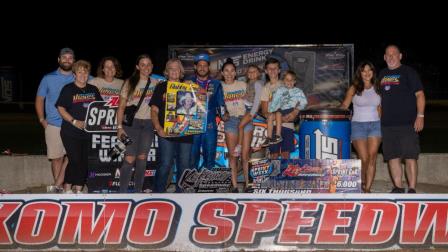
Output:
[379, 65, 423, 126]
[56, 83, 102, 138]
[149, 81, 193, 143]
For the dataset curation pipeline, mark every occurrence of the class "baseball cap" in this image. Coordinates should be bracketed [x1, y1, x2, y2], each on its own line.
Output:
[59, 47, 75, 57]
[194, 53, 210, 64]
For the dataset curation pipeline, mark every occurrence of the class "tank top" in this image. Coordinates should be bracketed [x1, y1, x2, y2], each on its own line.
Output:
[352, 86, 381, 122]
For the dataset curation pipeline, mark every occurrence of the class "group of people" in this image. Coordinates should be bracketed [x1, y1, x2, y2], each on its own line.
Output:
[341, 44, 425, 193]
[36, 44, 425, 194]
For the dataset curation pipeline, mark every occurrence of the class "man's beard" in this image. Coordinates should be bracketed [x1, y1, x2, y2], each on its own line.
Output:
[196, 70, 209, 79]
[59, 62, 73, 71]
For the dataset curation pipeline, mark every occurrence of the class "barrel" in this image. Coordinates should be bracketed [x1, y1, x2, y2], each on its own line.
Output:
[299, 109, 351, 159]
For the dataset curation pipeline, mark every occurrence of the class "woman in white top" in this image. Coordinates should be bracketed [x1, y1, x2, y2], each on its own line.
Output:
[221, 58, 249, 192]
[89, 56, 124, 101]
[116, 54, 158, 193]
[341, 61, 381, 193]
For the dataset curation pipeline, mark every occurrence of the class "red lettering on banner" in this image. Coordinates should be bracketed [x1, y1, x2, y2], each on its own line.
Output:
[105, 96, 120, 107]
[235, 201, 283, 244]
[59, 201, 131, 244]
[277, 201, 319, 244]
[192, 201, 238, 244]
[15, 202, 61, 245]
[400, 202, 448, 244]
[0, 202, 22, 244]
[315, 202, 355, 244]
[352, 202, 399, 244]
[127, 201, 176, 244]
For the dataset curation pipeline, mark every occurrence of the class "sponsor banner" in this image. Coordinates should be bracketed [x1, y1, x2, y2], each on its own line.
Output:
[88, 132, 159, 193]
[2, 194, 448, 251]
[215, 115, 299, 169]
[164, 81, 207, 137]
[169, 45, 354, 108]
[249, 159, 361, 193]
[178, 168, 232, 193]
[85, 97, 158, 193]
[84, 99, 120, 132]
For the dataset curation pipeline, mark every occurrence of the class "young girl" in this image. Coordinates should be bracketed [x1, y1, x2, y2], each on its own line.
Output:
[233, 65, 264, 157]
[263, 71, 307, 158]
[221, 58, 249, 192]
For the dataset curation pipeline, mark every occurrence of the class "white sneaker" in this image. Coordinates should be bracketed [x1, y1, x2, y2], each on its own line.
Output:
[47, 185, 57, 193]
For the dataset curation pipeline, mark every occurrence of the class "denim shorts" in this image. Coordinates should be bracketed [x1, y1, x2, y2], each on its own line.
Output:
[351, 121, 381, 140]
[224, 116, 253, 134]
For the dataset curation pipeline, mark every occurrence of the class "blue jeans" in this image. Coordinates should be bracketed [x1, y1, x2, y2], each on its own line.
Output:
[190, 122, 217, 170]
[351, 121, 381, 140]
[155, 137, 192, 193]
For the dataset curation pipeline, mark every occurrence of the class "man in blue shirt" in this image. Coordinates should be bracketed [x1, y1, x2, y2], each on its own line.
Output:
[188, 53, 225, 170]
[35, 48, 75, 191]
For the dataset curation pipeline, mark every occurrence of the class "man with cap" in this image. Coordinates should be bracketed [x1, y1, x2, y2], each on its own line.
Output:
[35, 47, 75, 192]
[188, 53, 226, 170]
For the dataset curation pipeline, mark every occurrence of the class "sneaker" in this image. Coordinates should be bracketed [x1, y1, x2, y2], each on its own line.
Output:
[233, 144, 242, 157]
[47, 185, 64, 193]
[270, 135, 283, 145]
[47, 185, 57, 193]
[261, 138, 272, 147]
[390, 187, 405, 193]
[55, 186, 64, 193]
[407, 188, 417, 193]
[244, 186, 254, 193]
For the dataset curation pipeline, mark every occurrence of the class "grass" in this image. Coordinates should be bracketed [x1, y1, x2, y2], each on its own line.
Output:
[1, 102, 447, 154]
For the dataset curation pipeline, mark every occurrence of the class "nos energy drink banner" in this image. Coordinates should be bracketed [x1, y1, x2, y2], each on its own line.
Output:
[169, 45, 353, 108]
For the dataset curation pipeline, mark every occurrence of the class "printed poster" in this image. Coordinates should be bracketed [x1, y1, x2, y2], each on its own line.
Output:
[164, 81, 207, 136]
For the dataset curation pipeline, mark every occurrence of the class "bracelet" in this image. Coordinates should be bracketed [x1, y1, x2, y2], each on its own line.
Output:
[117, 125, 123, 129]
[417, 113, 424, 118]
[72, 119, 77, 126]
[39, 118, 45, 123]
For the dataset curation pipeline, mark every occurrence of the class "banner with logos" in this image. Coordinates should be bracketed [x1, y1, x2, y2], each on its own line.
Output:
[169, 45, 354, 108]
[2, 193, 448, 251]
[249, 158, 361, 193]
[84, 97, 157, 193]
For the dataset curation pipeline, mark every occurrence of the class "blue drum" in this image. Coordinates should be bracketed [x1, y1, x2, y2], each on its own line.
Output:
[299, 109, 351, 159]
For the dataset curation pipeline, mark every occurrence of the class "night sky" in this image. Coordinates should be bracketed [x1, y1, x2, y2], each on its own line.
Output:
[1, 4, 446, 102]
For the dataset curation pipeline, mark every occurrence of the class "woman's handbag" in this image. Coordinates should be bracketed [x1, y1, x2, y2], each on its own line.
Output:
[122, 80, 151, 127]
[122, 105, 138, 126]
